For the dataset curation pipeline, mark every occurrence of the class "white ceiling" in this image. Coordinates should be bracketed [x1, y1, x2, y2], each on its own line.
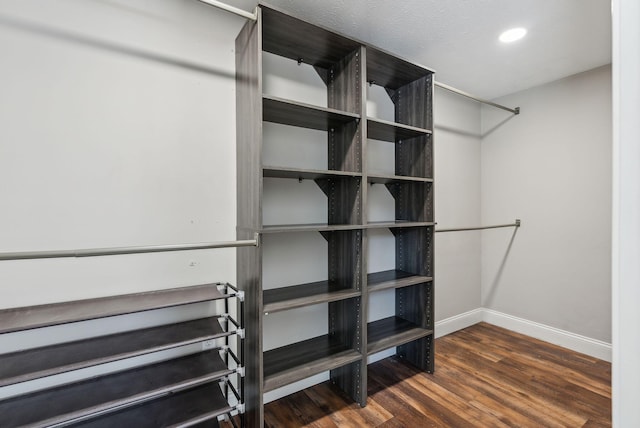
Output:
[229, 0, 612, 99]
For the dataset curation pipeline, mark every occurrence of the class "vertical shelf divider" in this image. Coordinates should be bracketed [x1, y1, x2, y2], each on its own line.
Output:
[235, 7, 264, 427]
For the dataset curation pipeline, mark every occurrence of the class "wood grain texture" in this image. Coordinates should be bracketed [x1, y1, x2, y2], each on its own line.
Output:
[395, 135, 433, 179]
[261, 5, 360, 69]
[0, 317, 227, 387]
[366, 47, 434, 90]
[367, 316, 433, 355]
[263, 96, 359, 131]
[263, 334, 361, 392]
[367, 269, 432, 293]
[391, 74, 433, 130]
[367, 117, 431, 142]
[263, 167, 362, 180]
[74, 382, 227, 428]
[0, 283, 228, 334]
[263, 323, 611, 427]
[235, 10, 264, 427]
[385, 181, 433, 222]
[1, 351, 230, 427]
[316, 177, 362, 225]
[263, 280, 360, 314]
[392, 226, 434, 277]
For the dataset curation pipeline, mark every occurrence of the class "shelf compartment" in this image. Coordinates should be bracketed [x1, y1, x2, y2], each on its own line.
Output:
[263, 95, 359, 131]
[0, 283, 231, 334]
[261, 223, 364, 233]
[0, 317, 228, 387]
[263, 166, 362, 180]
[367, 316, 433, 355]
[71, 382, 230, 428]
[261, 5, 361, 69]
[368, 173, 433, 184]
[367, 117, 431, 142]
[263, 334, 362, 392]
[369, 180, 434, 223]
[368, 270, 432, 293]
[366, 46, 435, 91]
[0, 351, 233, 427]
[263, 280, 361, 314]
[365, 221, 434, 229]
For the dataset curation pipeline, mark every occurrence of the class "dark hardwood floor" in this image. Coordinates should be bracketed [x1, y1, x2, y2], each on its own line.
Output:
[260, 322, 611, 427]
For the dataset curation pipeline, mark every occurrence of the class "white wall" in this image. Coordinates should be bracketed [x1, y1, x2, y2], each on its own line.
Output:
[0, 0, 245, 306]
[612, 0, 640, 424]
[480, 65, 612, 343]
[433, 90, 482, 321]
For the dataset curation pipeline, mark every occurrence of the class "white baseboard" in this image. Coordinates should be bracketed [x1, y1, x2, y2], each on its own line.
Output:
[482, 309, 612, 362]
[435, 308, 484, 338]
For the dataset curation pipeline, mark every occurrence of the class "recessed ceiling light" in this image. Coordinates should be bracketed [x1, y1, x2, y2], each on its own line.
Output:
[499, 27, 527, 43]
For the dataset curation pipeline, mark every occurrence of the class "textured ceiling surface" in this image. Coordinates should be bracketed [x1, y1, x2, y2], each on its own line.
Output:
[229, 0, 611, 99]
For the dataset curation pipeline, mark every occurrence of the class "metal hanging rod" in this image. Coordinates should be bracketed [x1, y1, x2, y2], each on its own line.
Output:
[436, 219, 521, 233]
[435, 81, 520, 115]
[0, 234, 259, 261]
[197, 0, 257, 20]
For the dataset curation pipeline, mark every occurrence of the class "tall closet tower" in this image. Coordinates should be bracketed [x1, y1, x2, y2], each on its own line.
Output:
[236, 4, 435, 426]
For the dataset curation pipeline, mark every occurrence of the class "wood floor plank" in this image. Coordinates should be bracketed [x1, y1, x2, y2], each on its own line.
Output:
[303, 383, 371, 428]
[378, 359, 512, 428]
[438, 344, 588, 426]
[367, 375, 448, 427]
[264, 322, 611, 427]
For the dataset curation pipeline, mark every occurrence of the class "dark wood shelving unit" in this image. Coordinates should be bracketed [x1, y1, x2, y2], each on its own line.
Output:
[263, 96, 360, 131]
[368, 269, 433, 293]
[0, 351, 231, 427]
[0, 283, 232, 334]
[263, 280, 361, 314]
[0, 316, 229, 387]
[368, 173, 433, 184]
[0, 284, 244, 427]
[72, 383, 231, 428]
[367, 316, 433, 355]
[367, 117, 431, 142]
[263, 334, 362, 392]
[365, 221, 435, 229]
[263, 166, 362, 180]
[237, 4, 434, 426]
[260, 223, 363, 233]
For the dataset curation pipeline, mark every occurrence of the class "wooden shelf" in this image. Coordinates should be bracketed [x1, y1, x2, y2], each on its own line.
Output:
[367, 316, 433, 355]
[261, 223, 363, 233]
[367, 117, 431, 142]
[368, 173, 433, 184]
[0, 283, 230, 334]
[0, 317, 228, 387]
[263, 335, 362, 392]
[368, 270, 432, 293]
[0, 351, 232, 427]
[366, 46, 434, 90]
[264, 166, 362, 180]
[263, 95, 359, 131]
[261, 5, 361, 69]
[72, 382, 229, 428]
[365, 221, 434, 229]
[263, 280, 360, 314]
